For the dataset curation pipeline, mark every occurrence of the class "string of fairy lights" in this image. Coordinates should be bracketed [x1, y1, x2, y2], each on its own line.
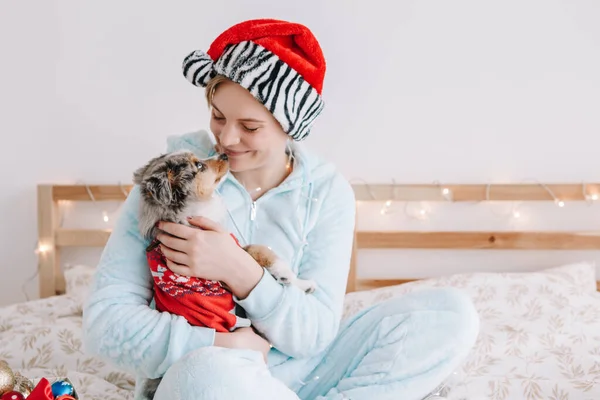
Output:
[27, 179, 599, 299]
[34, 182, 129, 254]
[351, 179, 599, 222]
[33, 179, 600, 256]
[26, 182, 129, 300]
[82, 181, 130, 223]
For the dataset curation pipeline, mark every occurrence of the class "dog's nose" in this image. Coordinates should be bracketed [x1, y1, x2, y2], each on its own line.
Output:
[219, 153, 228, 161]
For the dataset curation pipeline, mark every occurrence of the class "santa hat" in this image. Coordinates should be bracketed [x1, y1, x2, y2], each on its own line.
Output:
[182, 19, 326, 141]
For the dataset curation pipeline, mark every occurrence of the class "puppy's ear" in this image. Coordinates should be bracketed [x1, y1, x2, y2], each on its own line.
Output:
[132, 165, 147, 185]
[144, 175, 173, 206]
[133, 154, 166, 185]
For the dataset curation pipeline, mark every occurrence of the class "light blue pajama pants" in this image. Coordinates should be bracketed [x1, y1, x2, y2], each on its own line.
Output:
[153, 287, 480, 400]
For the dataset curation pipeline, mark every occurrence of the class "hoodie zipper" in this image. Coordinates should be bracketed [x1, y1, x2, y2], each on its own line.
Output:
[222, 170, 307, 244]
[250, 201, 257, 221]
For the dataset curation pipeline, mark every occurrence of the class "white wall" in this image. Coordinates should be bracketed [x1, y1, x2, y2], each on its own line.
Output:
[1, 0, 600, 306]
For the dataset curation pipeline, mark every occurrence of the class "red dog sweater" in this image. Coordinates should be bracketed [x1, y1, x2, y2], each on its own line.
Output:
[146, 234, 249, 332]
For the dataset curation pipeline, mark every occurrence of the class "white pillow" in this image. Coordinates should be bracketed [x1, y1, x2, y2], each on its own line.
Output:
[63, 264, 96, 304]
[342, 261, 597, 320]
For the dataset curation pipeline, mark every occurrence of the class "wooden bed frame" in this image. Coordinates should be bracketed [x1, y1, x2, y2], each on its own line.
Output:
[37, 184, 132, 298]
[347, 183, 600, 292]
[37, 183, 600, 298]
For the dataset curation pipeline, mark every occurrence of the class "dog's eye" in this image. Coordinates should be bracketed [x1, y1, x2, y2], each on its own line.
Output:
[196, 162, 206, 172]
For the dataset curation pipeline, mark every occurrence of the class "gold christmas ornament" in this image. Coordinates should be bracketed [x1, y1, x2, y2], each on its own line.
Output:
[0, 360, 16, 395]
[13, 372, 34, 397]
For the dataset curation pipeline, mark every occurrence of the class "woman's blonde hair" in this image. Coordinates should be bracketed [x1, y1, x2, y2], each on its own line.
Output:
[205, 75, 230, 108]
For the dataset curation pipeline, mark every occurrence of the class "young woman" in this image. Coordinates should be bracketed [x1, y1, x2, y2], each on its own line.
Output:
[83, 19, 479, 400]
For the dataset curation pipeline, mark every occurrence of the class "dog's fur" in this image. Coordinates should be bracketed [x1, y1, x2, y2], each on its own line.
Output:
[133, 149, 316, 399]
[134, 150, 229, 242]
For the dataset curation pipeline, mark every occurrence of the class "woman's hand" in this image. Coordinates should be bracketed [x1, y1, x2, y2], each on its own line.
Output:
[156, 216, 264, 298]
[157, 216, 235, 282]
[214, 327, 271, 363]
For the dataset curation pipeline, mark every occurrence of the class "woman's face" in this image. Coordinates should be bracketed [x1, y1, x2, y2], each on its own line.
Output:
[209, 80, 289, 173]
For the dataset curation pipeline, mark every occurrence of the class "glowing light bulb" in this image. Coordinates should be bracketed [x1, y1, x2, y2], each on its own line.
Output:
[512, 210, 521, 219]
[417, 207, 430, 220]
[102, 211, 109, 222]
[441, 187, 453, 201]
[556, 200, 565, 208]
[584, 192, 598, 203]
[35, 244, 51, 254]
[380, 200, 393, 215]
[409, 202, 431, 220]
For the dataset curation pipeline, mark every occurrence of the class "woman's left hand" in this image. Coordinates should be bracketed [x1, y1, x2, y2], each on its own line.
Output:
[156, 216, 241, 282]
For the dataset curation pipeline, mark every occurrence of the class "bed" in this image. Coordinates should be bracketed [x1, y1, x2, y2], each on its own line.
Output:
[1, 183, 600, 399]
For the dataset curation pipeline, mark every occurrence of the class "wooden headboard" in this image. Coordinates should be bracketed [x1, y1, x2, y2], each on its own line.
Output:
[37, 184, 132, 297]
[37, 183, 600, 298]
[346, 183, 600, 293]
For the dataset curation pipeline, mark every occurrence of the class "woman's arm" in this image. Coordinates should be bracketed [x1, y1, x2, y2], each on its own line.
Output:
[232, 174, 356, 359]
[82, 187, 217, 379]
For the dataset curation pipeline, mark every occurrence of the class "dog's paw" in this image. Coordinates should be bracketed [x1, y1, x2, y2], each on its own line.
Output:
[296, 279, 317, 294]
[269, 259, 295, 286]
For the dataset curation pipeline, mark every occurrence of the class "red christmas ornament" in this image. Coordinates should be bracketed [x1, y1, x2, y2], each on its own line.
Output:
[26, 378, 53, 400]
[0, 391, 25, 400]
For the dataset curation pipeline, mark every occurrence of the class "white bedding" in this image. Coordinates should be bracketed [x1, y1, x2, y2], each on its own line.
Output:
[343, 262, 600, 399]
[1, 262, 599, 399]
[0, 295, 135, 399]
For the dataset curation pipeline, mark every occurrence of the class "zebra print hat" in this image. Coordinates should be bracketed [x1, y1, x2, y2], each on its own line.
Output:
[182, 19, 326, 141]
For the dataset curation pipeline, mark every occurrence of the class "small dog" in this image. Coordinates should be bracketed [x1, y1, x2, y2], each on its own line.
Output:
[133, 149, 316, 399]
[133, 149, 316, 292]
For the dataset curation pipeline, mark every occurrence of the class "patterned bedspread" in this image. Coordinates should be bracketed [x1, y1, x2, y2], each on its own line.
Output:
[1, 262, 599, 399]
[0, 295, 135, 399]
[343, 262, 600, 399]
